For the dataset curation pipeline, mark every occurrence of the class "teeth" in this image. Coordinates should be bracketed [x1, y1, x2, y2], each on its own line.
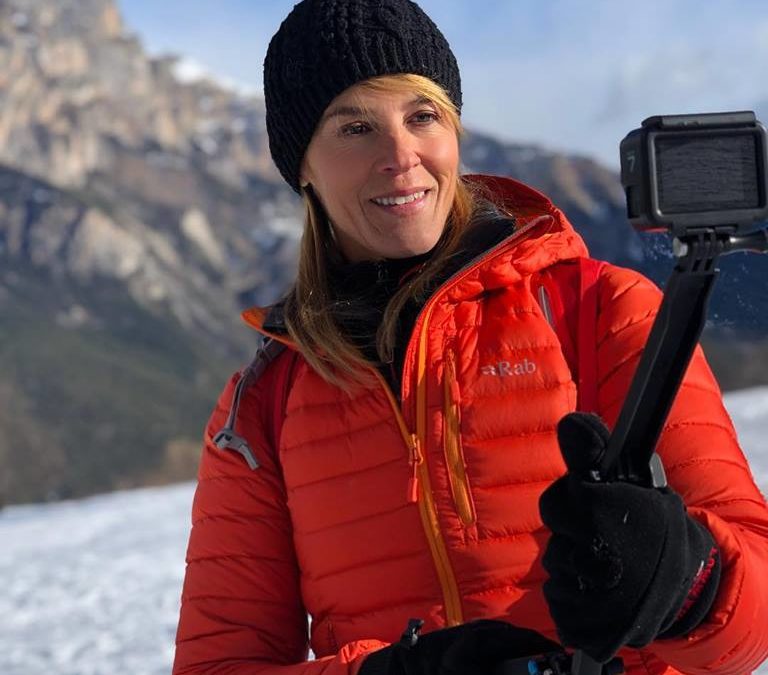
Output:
[373, 191, 426, 206]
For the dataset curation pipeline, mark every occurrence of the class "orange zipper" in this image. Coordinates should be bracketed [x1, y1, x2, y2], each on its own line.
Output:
[371, 368, 464, 627]
[414, 308, 464, 627]
[443, 350, 476, 526]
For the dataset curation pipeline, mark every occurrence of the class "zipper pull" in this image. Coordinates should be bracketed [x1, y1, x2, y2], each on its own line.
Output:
[407, 434, 422, 504]
[446, 351, 461, 405]
[399, 618, 425, 648]
[450, 379, 461, 405]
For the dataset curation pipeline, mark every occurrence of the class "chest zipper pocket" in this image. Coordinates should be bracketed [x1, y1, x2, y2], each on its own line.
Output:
[443, 350, 476, 526]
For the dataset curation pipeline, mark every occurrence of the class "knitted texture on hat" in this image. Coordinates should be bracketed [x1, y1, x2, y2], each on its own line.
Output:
[264, 0, 462, 192]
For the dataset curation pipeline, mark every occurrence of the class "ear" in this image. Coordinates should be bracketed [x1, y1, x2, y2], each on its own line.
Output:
[299, 159, 313, 189]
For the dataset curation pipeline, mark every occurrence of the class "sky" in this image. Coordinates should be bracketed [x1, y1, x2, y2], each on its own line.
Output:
[118, 0, 768, 168]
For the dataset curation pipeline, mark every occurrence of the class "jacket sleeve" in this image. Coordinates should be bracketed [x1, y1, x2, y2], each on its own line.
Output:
[593, 263, 768, 675]
[173, 367, 388, 675]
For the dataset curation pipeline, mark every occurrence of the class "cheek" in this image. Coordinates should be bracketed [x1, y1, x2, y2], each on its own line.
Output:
[309, 149, 368, 207]
[428, 136, 459, 181]
[319, 181, 365, 226]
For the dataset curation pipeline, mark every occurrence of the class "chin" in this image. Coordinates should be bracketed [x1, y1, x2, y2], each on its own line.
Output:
[387, 240, 435, 258]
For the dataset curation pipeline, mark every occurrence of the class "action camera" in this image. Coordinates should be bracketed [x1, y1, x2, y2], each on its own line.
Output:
[620, 111, 768, 236]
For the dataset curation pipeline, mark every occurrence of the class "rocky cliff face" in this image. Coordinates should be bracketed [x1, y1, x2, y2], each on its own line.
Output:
[0, 0, 276, 187]
[0, 0, 302, 361]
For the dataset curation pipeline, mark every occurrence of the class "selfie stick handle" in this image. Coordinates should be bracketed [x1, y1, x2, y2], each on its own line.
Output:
[494, 649, 623, 675]
[595, 229, 722, 485]
[570, 651, 609, 675]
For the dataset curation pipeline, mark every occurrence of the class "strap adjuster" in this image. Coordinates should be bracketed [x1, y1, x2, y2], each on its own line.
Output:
[213, 429, 259, 470]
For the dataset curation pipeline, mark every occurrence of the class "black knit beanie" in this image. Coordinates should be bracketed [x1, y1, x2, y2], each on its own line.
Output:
[264, 0, 462, 192]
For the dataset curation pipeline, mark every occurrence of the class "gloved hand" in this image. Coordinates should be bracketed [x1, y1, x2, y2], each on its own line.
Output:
[539, 412, 721, 663]
[358, 619, 560, 675]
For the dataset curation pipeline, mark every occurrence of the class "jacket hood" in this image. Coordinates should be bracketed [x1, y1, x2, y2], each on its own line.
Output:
[466, 174, 588, 275]
[242, 174, 589, 336]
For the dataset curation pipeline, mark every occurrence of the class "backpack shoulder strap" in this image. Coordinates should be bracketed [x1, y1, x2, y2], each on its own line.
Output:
[213, 338, 297, 469]
[535, 257, 605, 413]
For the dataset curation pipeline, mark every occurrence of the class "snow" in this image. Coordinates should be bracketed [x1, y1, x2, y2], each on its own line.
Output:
[1, 389, 767, 675]
[171, 56, 214, 85]
[170, 56, 258, 97]
[0, 485, 192, 675]
[723, 386, 768, 491]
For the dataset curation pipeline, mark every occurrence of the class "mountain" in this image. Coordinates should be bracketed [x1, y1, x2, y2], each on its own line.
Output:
[1, 0, 766, 504]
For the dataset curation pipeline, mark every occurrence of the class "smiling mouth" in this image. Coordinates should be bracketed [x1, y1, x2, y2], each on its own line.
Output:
[371, 190, 429, 207]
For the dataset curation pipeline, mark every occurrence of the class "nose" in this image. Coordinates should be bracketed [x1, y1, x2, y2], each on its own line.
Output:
[376, 129, 421, 175]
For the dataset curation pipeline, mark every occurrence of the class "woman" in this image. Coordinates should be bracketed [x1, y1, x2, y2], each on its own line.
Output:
[173, 1, 768, 674]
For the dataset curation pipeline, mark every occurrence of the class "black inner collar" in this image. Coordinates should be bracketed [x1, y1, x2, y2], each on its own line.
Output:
[263, 208, 516, 395]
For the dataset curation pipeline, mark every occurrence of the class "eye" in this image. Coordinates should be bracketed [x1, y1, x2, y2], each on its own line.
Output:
[411, 110, 440, 125]
[339, 121, 371, 137]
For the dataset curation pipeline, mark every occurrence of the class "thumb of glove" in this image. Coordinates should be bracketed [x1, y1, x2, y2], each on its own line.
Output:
[556, 412, 610, 479]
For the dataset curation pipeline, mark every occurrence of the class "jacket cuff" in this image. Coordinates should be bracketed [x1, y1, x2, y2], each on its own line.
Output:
[648, 506, 768, 674]
[658, 546, 721, 640]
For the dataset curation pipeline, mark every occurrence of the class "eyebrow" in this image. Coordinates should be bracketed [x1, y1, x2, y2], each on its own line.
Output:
[320, 96, 434, 126]
[320, 105, 366, 124]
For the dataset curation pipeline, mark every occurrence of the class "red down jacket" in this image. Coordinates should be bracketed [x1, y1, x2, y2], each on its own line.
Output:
[173, 176, 768, 675]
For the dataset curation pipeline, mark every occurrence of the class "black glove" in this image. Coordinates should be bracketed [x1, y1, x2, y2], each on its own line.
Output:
[358, 619, 560, 675]
[539, 412, 721, 663]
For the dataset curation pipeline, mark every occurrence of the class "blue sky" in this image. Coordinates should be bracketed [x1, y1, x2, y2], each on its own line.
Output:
[119, 0, 768, 168]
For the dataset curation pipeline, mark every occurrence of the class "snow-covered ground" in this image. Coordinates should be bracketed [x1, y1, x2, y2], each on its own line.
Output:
[0, 484, 192, 675]
[1, 389, 767, 675]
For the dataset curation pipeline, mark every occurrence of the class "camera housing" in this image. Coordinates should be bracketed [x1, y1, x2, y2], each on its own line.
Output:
[620, 111, 768, 236]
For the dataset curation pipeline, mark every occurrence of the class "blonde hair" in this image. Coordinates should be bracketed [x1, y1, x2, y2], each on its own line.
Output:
[283, 74, 482, 389]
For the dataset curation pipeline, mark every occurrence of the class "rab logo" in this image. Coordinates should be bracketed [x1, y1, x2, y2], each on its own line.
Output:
[481, 358, 537, 377]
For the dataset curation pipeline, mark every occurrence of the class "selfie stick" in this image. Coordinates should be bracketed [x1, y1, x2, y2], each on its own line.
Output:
[504, 109, 768, 674]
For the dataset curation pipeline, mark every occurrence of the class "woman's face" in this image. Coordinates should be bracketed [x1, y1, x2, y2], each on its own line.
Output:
[300, 82, 460, 261]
